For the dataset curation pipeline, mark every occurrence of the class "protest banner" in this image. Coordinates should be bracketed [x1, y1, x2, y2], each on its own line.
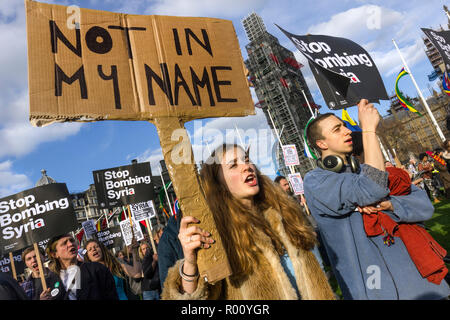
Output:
[82, 220, 97, 240]
[282, 145, 300, 166]
[288, 173, 304, 195]
[0, 250, 25, 278]
[277, 25, 388, 109]
[26, 1, 254, 283]
[0, 183, 78, 255]
[130, 200, 157, 222]
[96, 225, 123, 249]
[93, 162, 155, 209]
[421, 28, 450, 72]
[119, 218, 144, 247]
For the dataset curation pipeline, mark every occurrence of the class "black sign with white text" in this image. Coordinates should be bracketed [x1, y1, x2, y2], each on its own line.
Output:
[0, 183, 78, 255]
[96, 226, 124, 249]
[0, 250, 25, 276]
[422, 28, 450, 72]
[93, 162, 155, 209]
[278, 25, 388, 109]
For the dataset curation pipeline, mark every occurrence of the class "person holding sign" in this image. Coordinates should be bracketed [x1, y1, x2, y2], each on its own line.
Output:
[139, 242, 161, 300]
[84, 240, 128, 300]
[20, 246, 65, 300]
[303, 99, 450, 300]
[162, 144, 335, 300]
[46, 234, 119, 300]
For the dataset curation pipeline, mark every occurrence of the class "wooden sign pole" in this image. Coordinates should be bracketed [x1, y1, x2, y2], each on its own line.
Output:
[153, 118, 232, 284]
[33, 243, 48, 291]
[145, 218, 157, 255]
[8, 252, 17, 280]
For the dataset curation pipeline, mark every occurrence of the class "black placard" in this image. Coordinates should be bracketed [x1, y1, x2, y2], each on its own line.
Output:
[0, 250, 25, 276]
[421, 28, 450, 72]
[278, 25, 388, 109]
[96, 226, 123, 249]
[0, 183, 78, 255]
[93, 162, 155, 209]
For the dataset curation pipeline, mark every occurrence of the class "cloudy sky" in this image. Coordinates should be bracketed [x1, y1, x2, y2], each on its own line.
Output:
[0, 0, 449, 196]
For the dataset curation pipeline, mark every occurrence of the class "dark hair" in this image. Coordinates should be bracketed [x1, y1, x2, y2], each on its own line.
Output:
[351, 131, 363, 157]
[274, 175, 287, 184]
[419, 152, 428, 161]
[306, 113, 339, 150]
[434, 147, 444, 154]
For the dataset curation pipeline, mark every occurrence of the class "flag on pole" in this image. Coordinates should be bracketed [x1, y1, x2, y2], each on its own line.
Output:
[442, 72, 450, 96]
[395, 68, 423, 116]
[303, 117, 318, 160]
[75, 229, 84, 244]
[341, 109, 362, 132]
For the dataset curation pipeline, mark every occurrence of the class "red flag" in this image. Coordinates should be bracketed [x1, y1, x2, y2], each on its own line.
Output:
[269, 53, 280, 65]
[101, 217, 108, 230]
[139, 220, 147, 228]
[76, 229, 84, 243]
[120, 208, 127, 221]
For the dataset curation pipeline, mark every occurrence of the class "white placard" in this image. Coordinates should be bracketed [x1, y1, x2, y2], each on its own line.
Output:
[119, 219, 144, 246]
[130, 200, 157, 222]
[282, 145, 300, 166]
[288, 173, 304, 195]
[82, 220, 97, 240]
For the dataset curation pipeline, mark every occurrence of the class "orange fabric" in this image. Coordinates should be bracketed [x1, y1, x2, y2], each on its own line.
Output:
[362, 167, 448, 285]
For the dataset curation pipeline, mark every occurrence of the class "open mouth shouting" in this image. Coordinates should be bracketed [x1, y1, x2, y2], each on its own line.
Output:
[244, 174, 258, 187]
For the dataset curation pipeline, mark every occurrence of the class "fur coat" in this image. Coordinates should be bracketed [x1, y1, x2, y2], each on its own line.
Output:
[161, 207, 335, 300]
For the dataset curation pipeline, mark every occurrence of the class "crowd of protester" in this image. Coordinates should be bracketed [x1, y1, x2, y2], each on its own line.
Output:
[1, 100, 449, 300]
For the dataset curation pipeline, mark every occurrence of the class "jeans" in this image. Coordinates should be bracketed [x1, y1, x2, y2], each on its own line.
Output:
[142, 290, 160, 300]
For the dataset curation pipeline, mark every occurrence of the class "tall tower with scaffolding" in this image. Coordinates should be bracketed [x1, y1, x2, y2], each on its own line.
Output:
[242, 12, 317, 177]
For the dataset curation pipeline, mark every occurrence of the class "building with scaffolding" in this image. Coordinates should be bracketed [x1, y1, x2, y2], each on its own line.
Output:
[242, 12, 317, 177]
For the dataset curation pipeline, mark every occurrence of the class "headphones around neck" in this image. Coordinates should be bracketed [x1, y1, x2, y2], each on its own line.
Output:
[317, 155, 360, 173]
[304, 117, 360, 173]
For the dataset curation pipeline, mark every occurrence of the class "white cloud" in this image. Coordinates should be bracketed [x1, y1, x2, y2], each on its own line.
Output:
[0, 92, 82, 158]
[144, 0, 269, 18]
[307, 5, 403, 44]
[371, 38, 426, 77]
[0, 160, 32, 197]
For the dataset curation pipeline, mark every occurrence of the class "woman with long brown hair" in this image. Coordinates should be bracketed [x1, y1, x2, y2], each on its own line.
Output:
[162, 144, 335, 300]
[84, 239, 128, 300]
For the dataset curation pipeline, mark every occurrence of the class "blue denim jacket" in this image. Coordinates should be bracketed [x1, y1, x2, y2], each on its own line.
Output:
[304, 164, 450, 300]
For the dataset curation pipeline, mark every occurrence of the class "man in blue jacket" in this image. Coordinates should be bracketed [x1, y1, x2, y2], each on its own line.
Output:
[304, 99, 450, 300]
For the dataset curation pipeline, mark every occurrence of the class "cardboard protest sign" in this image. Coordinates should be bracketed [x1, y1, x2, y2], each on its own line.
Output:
[288, 173, 304, 195]
[82, 220, 97, 240]
[282, 145, 300, 166]
[93, 162, 155, 209]
[0, 183, 78, 255]
[277, 25, 388, 109]
[97, 226, 123, 249]
[26, 1, 254, 127]
[421, 28, 450, 72]
[130, 200, 156, 222]
[0, 250, 25, 276]
[119, 219, 144, 247]
[26, 0, 247, 284]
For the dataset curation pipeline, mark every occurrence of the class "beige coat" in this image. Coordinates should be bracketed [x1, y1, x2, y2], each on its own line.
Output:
[161, 207, 335, 300]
